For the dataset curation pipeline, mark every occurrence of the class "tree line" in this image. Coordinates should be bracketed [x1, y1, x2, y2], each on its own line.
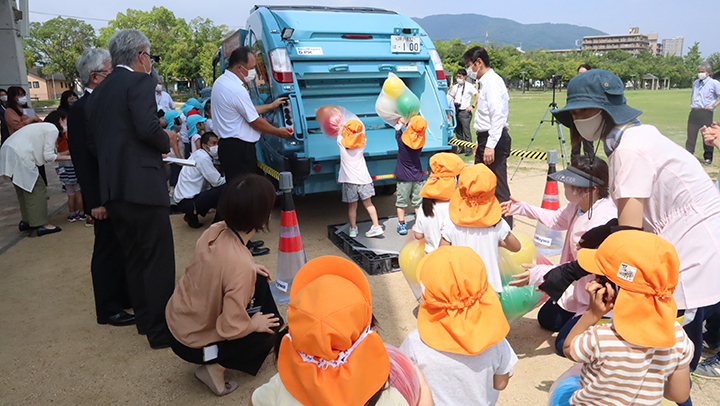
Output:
[434, 38, 720, 88]
[23, 6, 229, 89]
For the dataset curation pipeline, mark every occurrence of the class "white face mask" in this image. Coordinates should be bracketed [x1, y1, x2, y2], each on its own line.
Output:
[467, 65, 478, 80]
[457, 78, 465, 84]
[244, 68, 256, 82]
[207, 145, 219, 159]
[0, 95, 7, 102]
[156, 84, 163, 92]
[699, 72, 708, 80]
[17, 96, 27, 105]
[574, 111, 604, 142]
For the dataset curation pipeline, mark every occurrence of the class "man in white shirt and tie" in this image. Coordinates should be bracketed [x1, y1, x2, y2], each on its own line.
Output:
[463, 46, 513, 228]
[154, 76, 176, 113]
[686, 62, 720, 165]
[448, 69, 478, 156]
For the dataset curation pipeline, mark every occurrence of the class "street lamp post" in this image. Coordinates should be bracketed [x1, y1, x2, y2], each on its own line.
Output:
[630, 74, 636, 90]
[521, 71, 527, 94]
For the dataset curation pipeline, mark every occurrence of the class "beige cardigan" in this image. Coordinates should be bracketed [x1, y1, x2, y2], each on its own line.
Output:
[166, 221, 257, 348]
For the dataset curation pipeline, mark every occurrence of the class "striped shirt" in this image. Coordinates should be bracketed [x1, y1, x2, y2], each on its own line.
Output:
[567, 322, 693, 406]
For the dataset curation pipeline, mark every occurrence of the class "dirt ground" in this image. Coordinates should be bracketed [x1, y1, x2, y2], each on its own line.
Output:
[1, 156, 718, 405]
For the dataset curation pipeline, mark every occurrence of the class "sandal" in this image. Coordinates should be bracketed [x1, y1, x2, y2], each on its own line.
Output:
[194, 365, 238, 396]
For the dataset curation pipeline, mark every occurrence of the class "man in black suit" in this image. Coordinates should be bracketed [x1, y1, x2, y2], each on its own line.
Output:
[86, 30, 175, 349]
[68, 48, 135, 328]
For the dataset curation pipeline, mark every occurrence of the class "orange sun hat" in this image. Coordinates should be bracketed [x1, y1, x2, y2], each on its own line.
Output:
[401, 115, 427, 149]
[278, 256, 390, 406]
[577, 230, 680, 348]
[417, 246, 509, 355]
[449, 164, 502, 228]
[420, 153, 466, 201]
[341, 119, 366, 149]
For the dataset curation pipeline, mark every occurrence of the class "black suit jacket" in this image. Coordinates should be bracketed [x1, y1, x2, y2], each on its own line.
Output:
[86, 68, 170, 206]
[67, 91, 101, 213]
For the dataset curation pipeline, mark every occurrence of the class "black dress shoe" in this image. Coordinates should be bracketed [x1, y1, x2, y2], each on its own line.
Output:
[183, 213, 203, 229]
[97, 310, 136, 326]
[247, 240, 265, 249]
[18, 221, 31, 231]
[249, 246, 270, 256]
[36, 226, 62, 237]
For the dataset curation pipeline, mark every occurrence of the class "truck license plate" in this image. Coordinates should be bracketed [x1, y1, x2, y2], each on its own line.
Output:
[391, 35, 421, 53]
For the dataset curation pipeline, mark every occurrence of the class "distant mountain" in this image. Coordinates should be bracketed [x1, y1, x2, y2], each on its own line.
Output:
[413, 14, 607, 50]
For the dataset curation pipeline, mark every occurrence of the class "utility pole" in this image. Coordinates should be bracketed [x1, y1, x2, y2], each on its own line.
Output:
[521, 72, 527, 94]
[0, 0, 30, 94]
[630, 74, 636, 90]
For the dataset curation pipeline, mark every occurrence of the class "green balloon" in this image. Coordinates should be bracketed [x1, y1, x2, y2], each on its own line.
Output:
[499, 285, 542, 322]
[397, 91, 420, 118]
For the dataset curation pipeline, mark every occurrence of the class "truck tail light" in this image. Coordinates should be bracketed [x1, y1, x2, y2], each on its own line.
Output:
[428, 49, 445, 81]
[270, 48, 293, 83]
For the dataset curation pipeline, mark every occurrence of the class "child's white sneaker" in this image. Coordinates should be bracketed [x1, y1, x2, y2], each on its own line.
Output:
[349, 228, 359, 238]
[365, 226, 384, 238]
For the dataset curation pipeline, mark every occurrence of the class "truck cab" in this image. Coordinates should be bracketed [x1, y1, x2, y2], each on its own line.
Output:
[214, 6, 454, 195]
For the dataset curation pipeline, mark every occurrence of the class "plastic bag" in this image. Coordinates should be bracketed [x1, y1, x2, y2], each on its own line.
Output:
[548, 363, 582, 406]
[399, 237, 425, 301]
[316, 105, 363, 138]
[385, 343, 421, 406]
[375, 73, 421, 126]
[498, 231, 544, 322]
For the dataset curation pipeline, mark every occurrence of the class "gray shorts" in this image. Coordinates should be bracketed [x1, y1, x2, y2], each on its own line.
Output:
[342, 182, 375, 203]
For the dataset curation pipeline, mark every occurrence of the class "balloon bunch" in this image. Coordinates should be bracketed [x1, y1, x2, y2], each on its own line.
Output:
[375, 73, 421, 127]
[498, 232, 544, 323]
[316, 105, 363, 138]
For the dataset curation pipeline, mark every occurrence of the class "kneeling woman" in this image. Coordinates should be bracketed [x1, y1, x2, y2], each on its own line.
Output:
[165, 175, 284, 396]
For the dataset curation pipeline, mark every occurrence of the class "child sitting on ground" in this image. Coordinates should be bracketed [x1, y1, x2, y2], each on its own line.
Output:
[440, 164, 521, 293]
[395, 116, 427, 235]
[401, 246, 518, 406]
[337, 119, 383, 238]
[562, 230, 693, 405]
[188, 114, 207, 154]
[413, 152, 466, 253]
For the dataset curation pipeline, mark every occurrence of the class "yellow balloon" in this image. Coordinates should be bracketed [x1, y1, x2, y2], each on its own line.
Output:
[383, 76, 406, 98]
[399, 239, 425, 300]
[498, 231, 536, 281]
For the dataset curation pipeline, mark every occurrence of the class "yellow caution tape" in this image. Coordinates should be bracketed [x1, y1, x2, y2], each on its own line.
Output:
[257, 160, 280, 180]
[448, 138, 548, 161]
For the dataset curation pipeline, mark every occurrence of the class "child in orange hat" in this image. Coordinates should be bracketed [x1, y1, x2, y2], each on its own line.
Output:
[400, 246, 518, 406]
[440, 164, 521, 292]
[413, 152, 466, 253]
[395, 115, 427, 235]
[561, 230, 693, 405]
[337, 119, 383, 238]
[251, 256, 433, 406]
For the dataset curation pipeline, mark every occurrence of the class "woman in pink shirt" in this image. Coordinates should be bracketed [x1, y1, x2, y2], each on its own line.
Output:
[501, 157, 616, 355]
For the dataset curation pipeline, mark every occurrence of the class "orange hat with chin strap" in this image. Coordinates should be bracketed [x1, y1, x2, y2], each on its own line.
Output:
[401, 116, 427, 149]
[417, 246, 509, 355]
[449, 164, 502, 228]
[341, 119, 366, 149]
[420, 153, 466, 200]
[577, 230, 679, 348]
[278, 256, 390, 406]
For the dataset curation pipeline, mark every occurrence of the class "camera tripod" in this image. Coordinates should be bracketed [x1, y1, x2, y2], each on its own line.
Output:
[511, 76, 570, 180]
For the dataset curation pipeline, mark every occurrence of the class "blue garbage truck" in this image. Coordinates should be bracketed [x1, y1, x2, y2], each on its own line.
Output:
[212, 6, 455, 195]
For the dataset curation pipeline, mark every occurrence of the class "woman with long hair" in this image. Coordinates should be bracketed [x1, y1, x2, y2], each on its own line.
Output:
[4, 86, 41, 135]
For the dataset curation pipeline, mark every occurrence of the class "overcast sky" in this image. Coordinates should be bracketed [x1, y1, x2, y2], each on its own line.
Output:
[28, 0, 717, 57]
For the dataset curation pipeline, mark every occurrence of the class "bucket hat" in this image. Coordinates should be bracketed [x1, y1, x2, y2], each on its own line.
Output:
[341, 119, 366, 149]
[552, 69, 642, 128]
[449, 164, 502, 228]
[163, 110, 181, 131]
[577, 230, 679, 348]
[401, 116, 427, 149]
[187, 115, 207, 137]
[417, 246, 509, 355]
[420, 153, 466, 200]
[278, 256, 389, 406]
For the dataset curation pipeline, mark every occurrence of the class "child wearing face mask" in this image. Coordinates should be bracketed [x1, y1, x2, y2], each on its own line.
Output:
[188, 115, 207, 154]
[499, 156, 617, 355]
[173, 132, 225, 228]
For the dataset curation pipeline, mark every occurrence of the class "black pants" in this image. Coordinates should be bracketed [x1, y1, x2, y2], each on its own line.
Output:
[91, 217, 131, 319]
[218, 138, 258, 182]
[168, 163, 181, 188]
[570, 138, 595, 161]
[176, 185, 226, 217]
[686, 109, 714, 161]
[455, 109, 473, 155]
[169, 277, 285, 375]
[475, 128, 513, 228]
[105, 200, 176, 347]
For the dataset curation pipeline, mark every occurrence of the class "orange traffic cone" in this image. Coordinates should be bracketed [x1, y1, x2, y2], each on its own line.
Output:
[272, 172, 307, 305]
[534, 150, 564, 256]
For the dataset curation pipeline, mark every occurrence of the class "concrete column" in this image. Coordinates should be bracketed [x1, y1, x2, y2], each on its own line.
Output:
[0, 0, 29, 94]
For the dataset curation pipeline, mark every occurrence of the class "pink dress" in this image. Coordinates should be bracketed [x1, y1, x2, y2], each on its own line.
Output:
[508, 198, 617, 314]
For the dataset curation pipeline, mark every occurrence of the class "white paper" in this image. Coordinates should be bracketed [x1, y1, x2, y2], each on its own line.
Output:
[163, 157, 196, 167]
[297, 47, 323, 56]
[23, 108, 36, 117]
[203, 344, 218, 362]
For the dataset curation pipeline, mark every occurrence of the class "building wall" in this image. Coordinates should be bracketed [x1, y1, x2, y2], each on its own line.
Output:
[663, 37, 684, 57]
[45, 77, 70, 100]
[582, 34, 650, 55]
[26, 72, 49, 101]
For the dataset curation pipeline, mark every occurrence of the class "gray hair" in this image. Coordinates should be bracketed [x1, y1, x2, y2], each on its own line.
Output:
[108, 29, 150, 67]
[77, 48, 111, 86]
[157, 75, 164, 84]
[700, 61, 712, 72]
